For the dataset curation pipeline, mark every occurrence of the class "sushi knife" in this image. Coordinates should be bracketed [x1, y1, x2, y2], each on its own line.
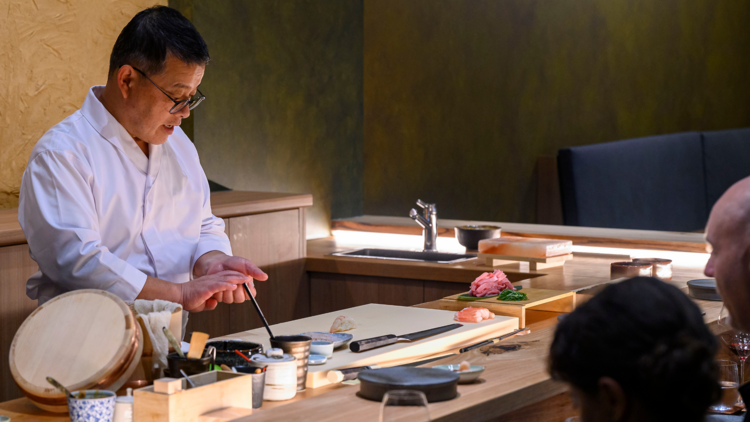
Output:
[349, 323, 463, 353]
[329, 327, 530, 383]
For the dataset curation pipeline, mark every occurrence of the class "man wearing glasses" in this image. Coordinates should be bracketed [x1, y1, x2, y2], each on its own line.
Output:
[18, 6, 265, 314]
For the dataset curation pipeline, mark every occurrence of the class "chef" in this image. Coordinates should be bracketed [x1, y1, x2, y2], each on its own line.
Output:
[18, 6, 266, 313]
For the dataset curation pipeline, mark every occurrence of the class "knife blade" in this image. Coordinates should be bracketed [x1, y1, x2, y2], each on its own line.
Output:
[330, 326, 529, 383]
[349, 323, 463, 353]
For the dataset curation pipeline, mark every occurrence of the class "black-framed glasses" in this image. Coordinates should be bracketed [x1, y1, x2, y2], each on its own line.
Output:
[132, 66, 205, 114]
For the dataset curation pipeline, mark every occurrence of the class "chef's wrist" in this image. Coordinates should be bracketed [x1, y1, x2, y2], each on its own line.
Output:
[138, 276, 183, 304]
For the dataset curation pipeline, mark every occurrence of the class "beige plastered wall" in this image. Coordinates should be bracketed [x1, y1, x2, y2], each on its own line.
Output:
[0, 0, 167, 209]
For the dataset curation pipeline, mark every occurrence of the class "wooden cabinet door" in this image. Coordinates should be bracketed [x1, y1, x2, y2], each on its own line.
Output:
[309, 272, 425, 316]
[0, 244, 39, 402]
[186, 209, 308, 338]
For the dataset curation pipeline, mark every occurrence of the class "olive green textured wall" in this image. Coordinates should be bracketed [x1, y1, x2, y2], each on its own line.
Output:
[181, 0, 363, 238]
[363, 0, 750, 223]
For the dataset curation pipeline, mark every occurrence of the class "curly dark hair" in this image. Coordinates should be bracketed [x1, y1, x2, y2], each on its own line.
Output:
[108, 6, 209, 77]
[549, 277, 720, 422]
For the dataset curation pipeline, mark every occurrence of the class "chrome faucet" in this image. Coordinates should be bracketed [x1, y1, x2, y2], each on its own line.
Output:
[409, 199, 438, 252]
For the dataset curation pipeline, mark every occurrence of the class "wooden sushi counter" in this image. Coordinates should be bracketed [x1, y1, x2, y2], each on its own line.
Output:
[0, 217, 720, 421]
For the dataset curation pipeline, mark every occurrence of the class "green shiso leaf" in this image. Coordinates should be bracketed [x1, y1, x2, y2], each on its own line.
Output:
[498, 289, 528, 301]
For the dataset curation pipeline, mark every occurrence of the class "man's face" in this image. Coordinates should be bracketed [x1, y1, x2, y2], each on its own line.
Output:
[124, 55, 204, 145]
[705, 207, 750, 331]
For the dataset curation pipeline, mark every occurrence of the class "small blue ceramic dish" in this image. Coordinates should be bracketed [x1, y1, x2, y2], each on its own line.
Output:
[67, 390, 116, 422]
[298, 332, 353, 349]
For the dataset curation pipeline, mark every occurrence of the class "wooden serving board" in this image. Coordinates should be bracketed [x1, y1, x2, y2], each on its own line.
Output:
[439, 289, 576, 326]
[478, 252, 573, 270]
[217, 304, 518, 389]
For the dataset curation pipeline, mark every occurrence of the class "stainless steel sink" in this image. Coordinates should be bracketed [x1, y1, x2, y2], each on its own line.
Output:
[331, 248, 476, 264]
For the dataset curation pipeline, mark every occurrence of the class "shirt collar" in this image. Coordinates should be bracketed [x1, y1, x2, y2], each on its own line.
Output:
[80, 85, 161, 175]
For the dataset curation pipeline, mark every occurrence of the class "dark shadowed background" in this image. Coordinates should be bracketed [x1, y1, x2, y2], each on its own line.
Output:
[171, 0, 750, 237]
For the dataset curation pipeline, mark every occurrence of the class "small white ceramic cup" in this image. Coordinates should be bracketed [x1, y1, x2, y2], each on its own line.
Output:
[310, 340, 334, 358]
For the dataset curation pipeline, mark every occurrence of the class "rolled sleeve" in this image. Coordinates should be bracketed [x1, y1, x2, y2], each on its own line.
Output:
[19, 151, 149, 302]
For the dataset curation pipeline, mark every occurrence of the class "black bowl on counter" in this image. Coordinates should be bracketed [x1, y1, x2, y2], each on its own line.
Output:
[206, 340, 264, 367]
[167, 352, 212, 376]
[454, 225, 501, 250]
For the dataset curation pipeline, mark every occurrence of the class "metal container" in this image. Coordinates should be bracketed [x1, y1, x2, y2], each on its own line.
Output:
[251, 349, 297, 401]
[610, 261, 652, 280]
[631, 258, 673, 281]
[270, 335, 312, 391]
[234, 364, 268, 408]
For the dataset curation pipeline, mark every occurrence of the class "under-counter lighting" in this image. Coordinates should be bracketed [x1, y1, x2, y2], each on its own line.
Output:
[331, 230, 710, 269]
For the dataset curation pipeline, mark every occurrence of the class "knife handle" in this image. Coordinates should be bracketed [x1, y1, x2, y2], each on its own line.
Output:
[350, 335, 399, 352]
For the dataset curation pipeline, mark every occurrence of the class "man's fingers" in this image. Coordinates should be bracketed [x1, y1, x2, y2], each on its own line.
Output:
[245, 261, 268, 281]
[233, 287, 246, 304]
[216, 270, 252, 285]
[204, 298, 218, 311]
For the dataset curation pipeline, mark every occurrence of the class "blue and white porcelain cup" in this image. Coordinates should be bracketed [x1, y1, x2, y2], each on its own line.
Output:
[67, 390, 116, 422]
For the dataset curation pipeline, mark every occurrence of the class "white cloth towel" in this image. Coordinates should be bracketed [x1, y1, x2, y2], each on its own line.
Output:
[133, 299, 183, 370]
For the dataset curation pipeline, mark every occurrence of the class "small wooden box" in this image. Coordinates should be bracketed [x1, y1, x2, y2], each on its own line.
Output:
[439, 289, 576, 326]
[134, 372, 252, 422]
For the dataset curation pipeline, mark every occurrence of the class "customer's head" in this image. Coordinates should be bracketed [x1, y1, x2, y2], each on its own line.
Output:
[104, 6, 209, 145]
[549, 277, 719, 422]
[705, 176, 750, 332]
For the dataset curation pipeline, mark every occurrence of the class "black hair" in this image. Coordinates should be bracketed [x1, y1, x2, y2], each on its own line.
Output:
[108, 6, 209, 77]
[549, 277, 720, 422]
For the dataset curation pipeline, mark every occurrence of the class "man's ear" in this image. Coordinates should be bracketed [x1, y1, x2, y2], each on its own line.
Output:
[115, 65, 136, 99]
[598, 377, 627, 421]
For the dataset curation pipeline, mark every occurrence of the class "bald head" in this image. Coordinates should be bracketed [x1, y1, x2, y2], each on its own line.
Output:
[705, 176, 750, 331]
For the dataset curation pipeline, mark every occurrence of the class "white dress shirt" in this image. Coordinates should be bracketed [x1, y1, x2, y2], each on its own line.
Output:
[19, 86, 232, 304]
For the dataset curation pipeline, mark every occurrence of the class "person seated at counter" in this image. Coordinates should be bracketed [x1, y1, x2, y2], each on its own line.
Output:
[705, 175, 750, 418]
[18, 6, 266, 312]
[549, 277, 720, 422]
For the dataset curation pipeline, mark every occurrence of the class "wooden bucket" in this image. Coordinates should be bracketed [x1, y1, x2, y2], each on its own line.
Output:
[9, 289, 143, 412]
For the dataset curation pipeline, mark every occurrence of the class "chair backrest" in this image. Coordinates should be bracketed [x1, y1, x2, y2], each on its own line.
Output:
[558, 132, 707, 231]
[702, 128, 750, 212]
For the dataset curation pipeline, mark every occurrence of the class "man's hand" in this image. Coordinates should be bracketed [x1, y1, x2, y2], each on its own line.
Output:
[193, 251, 268, 304]
[137, 271, 251, 313]
[180, 270, 252, 312]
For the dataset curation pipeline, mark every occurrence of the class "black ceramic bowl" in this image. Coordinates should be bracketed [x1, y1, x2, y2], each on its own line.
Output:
[167, 352, 212, 376]
[206, 340, 264, 367]
[454, 225, 502, 250]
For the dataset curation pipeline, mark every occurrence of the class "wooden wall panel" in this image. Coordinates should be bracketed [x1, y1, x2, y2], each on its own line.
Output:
[424, 280, 470, 303]
[0, 244, 39, 402]
[228, 210, 309, 333]
[309, 273, 424, 316]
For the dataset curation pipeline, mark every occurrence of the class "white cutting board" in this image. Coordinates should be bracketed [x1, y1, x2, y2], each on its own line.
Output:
[218, 304, 518, 388]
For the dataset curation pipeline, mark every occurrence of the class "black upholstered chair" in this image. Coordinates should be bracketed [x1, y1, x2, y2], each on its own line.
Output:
[558, 132, 707, 232]
[702, 127, 750, 210]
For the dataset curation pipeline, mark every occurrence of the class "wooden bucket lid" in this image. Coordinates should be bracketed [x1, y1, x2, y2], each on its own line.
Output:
[9, 289, 142, 412]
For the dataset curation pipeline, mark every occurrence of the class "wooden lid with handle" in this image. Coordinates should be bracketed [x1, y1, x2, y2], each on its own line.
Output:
[9, 289, 142, 412]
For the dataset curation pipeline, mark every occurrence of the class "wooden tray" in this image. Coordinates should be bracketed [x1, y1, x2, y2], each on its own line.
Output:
[439, 289, 576, 326]
[478, 252, 573, 270]
[134, 371, 252, 422]
[217, 304, 518, 389]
